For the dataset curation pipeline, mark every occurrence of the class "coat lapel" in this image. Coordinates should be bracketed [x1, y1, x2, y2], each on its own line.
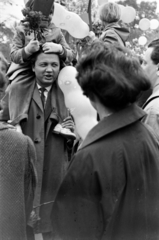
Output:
[79, 104, 146, 150]
[32, 84, 43, 112]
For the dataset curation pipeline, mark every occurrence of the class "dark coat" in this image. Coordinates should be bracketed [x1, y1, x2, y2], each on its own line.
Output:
[19, 81, 69, 233]
[99, 22, 129, 47]
[0, 122, 37, 240]
[51, 104, 159, 240]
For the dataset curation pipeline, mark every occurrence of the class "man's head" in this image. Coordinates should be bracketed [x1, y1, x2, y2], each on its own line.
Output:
[142, 39, 159, 87]
[32, 50, 60, 88]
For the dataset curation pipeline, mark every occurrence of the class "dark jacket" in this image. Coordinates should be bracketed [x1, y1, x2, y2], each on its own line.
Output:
[51, 104, 159, 240]
[99, 22, 129, 46]
[1, 81, 70, 234]
[0, 122, 37, 240]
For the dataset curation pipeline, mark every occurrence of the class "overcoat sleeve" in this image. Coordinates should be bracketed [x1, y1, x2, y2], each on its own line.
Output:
[10, 26, 29, 64]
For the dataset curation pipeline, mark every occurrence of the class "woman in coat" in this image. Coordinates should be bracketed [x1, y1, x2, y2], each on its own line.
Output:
[99, 2, 129, 47]
[51, 41, 159, 240]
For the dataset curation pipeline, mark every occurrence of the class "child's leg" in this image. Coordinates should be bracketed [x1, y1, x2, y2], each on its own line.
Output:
[9, 71, 35, 124]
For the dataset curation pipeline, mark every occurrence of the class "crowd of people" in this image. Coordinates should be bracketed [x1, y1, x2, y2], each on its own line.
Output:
[0, 1, 159, 240]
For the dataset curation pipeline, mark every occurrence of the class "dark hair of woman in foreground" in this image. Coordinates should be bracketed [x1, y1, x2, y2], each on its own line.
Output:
[76, 41, 150, 111]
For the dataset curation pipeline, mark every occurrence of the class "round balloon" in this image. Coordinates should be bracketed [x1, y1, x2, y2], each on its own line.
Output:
[58, 66, 81, 94]
[121, 6, 136, 24]
[52, 3, 67, 29]
[139, 18, 150, 31]
[138, 36, 147, 45]
[64, 12, 90, 39]
[80, 12, 89, 24]
[98, 0, 109, 6]
[150, 19, 159, 30]
[118, 4, 126, 20]
[58, 66, 98, 140]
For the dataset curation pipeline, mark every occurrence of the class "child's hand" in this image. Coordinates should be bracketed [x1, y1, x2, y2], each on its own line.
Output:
[25, 40, 40, 55]
[42, 42, 63, 54]
[61, 116, 75, 132]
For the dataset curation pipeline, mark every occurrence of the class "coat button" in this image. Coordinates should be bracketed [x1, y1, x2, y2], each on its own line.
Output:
[34, 137, 41, 143]
[36, 114, 41, 119]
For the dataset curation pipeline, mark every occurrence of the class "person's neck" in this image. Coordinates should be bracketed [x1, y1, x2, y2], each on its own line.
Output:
[153, 78, 159, 89]
[95, 101, 113, 120]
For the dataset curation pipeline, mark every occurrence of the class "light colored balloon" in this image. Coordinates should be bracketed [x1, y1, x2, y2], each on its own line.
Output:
[58, 66, 81, 94]
[138, 36, 147, 45]
[118, 4, 126, 20]
[98, 0, 109, 6]
[121, 6, 136, 24]
[139, 18, 150, 31]
[58, 66, 98, 140]
[150, 19, 159, 30]
[64, 12, 90, 39]
[80, 12, 89, 24]
[52, 3, 68, 28]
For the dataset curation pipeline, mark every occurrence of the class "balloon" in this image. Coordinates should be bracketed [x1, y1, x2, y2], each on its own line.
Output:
[98, 0, 108, 6]
[64, 12, 90, 39]
[121, 6, 136, 24]
[80, 12, 89, 24]
[139, 18, 150, 31]
[118, 4, 126, 20]
[58, 66, 81, 94]
[150, 19, 159, 30]
[58, 66, 98, 140]
[52, 3, 68, 28]
[138, 36, 147, 45]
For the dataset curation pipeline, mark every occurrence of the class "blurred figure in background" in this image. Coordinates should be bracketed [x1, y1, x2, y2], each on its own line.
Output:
[0, 52, 9, 106]
[142, 39, 159, 141]
[99, 2, 129, 46]
[51, 42, 159, 240]
[0, 121, 37, 240]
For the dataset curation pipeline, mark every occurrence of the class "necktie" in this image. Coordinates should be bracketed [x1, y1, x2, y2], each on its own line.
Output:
[40, 87, 46, 108]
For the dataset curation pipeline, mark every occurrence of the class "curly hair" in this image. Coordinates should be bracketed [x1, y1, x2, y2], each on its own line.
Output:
[76, 41, 150, 111]
[99, 2, 121, 24]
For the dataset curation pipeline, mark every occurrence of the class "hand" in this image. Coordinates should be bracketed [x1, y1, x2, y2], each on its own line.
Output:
[61, 116, 75, 132]
[25, 39, 40, 55]
[42, 42, 63, 54]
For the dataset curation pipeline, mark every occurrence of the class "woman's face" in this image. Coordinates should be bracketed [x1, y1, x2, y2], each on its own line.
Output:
[142, 47, 158, 87]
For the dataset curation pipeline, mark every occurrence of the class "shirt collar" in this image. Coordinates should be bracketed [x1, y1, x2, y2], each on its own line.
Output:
[37, 83, 52, 92]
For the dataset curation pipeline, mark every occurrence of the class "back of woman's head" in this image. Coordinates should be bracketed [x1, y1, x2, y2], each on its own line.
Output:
[76, 41, 150, 111]
[99, 2, 121, 24]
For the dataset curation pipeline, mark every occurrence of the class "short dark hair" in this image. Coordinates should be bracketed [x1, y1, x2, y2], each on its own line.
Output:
[76, 41, 150, 111]
[31, 47, 65, 70]
[148, 39, 159, 65]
